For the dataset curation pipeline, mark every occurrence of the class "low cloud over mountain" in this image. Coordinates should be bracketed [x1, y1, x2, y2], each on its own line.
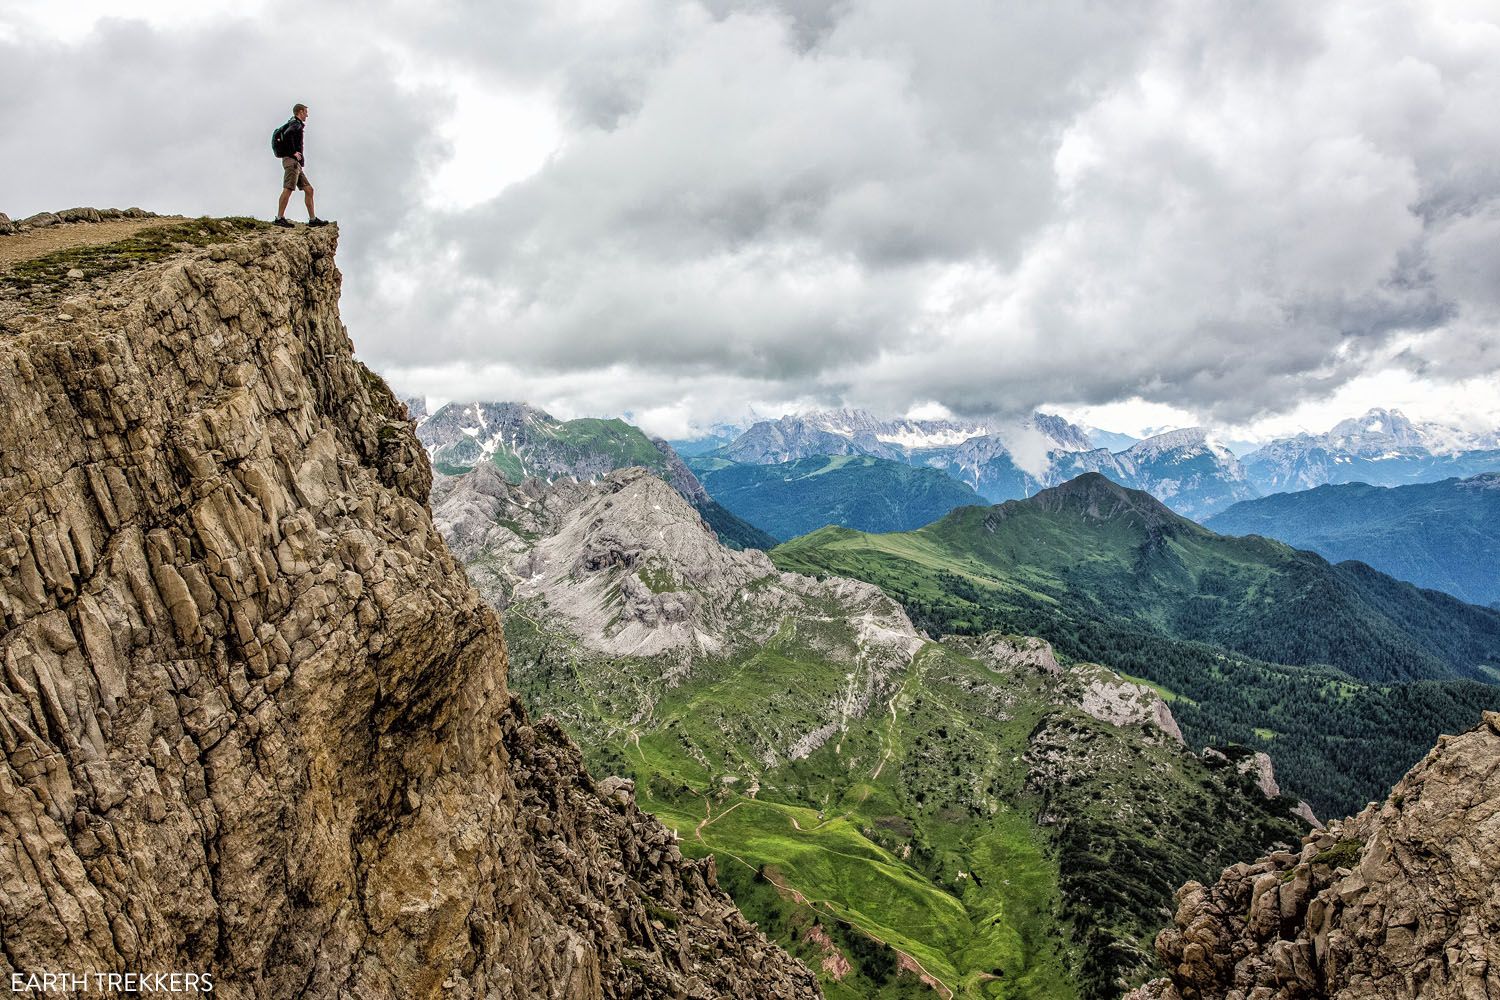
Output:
[4, 1, 1498, 429]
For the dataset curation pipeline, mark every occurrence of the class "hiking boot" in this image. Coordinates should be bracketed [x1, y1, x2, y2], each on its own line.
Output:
[308, 217, 331, 227]
[272, 217, 295, 228]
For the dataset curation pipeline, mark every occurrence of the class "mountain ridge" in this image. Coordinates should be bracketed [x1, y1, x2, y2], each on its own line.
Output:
[1207, 473, 1500, 606]
[1243, 407, 1500, 493]
[712, 412, 1258, 518]
[772, 473, 1500, 816]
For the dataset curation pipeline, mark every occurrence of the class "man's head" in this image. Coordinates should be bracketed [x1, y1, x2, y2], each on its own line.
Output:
[293, 103, 309, 121]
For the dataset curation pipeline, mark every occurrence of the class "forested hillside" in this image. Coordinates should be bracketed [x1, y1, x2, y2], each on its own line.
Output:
[688, 453, 984, 540]
[1207, 474, 1500, 606]
[773, 474, 1500, 815]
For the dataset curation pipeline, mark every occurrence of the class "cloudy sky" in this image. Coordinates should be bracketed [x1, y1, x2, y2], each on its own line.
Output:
[3, 0, 1498, 441]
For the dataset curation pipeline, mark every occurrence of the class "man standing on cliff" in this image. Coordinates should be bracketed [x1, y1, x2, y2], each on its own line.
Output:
[273, 104, 329, 228]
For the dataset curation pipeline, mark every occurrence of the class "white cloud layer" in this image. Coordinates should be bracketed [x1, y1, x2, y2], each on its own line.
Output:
[3, 0, 1498, 438]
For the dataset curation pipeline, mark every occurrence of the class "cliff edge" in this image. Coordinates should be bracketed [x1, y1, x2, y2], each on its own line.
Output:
[0, 220, 820, 998]
[1128, 711, 1500, 1000]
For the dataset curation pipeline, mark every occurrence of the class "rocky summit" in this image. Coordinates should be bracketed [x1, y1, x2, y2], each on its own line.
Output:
[1128, 711, 1500, 1000]
[0, 220, 818, 998]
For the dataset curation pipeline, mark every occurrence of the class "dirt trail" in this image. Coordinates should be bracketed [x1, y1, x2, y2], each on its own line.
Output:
[694, 798, 744, 839]
[0, 218, 187, 270]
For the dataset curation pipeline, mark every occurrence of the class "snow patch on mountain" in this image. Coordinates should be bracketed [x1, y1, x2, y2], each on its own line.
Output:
[1124, 427, 1239, 466]
[875, 426, 988, 449]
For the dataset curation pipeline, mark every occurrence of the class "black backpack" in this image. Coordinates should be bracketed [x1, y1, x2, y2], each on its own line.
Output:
[271, 120, 298, 158]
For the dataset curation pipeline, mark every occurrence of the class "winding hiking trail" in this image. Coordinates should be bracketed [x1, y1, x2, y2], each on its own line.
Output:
[0, 217, 187, 270]
[870, 688, 902, 780]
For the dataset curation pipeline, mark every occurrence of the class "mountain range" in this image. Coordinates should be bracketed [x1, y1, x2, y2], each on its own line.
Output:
[1241, 408, 1500, 493]
[1206, 473, 1500, 608]
[704, 410, 1256, 519]
[407, 401, 1500, 533]
[685, 406, 1500, 522]
[414, 400, 776, 551]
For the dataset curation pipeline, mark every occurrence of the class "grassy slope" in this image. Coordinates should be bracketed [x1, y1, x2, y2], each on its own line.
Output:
[772, 480, 1500, 685]
[474, 415, 669, 479]
[770, 488, 1500, 815]
[504, 590, 1298, 1000]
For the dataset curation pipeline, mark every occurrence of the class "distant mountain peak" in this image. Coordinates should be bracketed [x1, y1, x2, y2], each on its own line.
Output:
[1022, 472, 1186, 526]
[1243, 408, 1500, 493]
[1122, 426, 1236, 461]
[1130, 426, 1207, 447]
[723, 408, 1091, 466]
[1328, 407, 1423, 449]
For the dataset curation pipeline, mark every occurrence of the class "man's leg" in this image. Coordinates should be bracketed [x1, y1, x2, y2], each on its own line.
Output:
[277, 188, 292, 219]
[304, 186, 316, 220]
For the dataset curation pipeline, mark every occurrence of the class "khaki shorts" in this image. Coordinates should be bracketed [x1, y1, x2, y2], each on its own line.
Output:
[281, 156, 312, 192]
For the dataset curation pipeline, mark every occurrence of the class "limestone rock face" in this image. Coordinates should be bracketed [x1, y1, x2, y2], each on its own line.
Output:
[0, 225, 820, 999]
[435, 465, 922, 668]
[1128, 711, 1500, 1000]
[1072, 663, 1185, 744]
[432, 465, 922, 768]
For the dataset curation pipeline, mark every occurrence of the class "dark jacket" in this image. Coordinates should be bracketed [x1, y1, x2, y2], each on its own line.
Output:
[281, 118, 305, 160]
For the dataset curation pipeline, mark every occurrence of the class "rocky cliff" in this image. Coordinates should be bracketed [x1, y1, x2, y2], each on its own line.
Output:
[0, 221, 819, 998]
[1128, 711, 1500, 1000]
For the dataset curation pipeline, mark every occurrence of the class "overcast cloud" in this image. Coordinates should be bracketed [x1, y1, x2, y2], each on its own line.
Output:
[3, 0, 1498, 439]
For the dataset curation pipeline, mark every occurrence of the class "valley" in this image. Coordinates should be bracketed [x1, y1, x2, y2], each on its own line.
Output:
[434, 466, 1309, 999]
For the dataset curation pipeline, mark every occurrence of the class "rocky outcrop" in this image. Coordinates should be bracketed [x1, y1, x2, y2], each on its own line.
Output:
[0, 206, 159, 234]
[1073, 664, 1185, 744]
[436, 465, 920, 668]
[650, 437, 711, 504]
[1128, 711, 1500, 1000]
[433, 464, 923, 769]
[0, 223, 819, 998]
[949, 632, 1063, 676]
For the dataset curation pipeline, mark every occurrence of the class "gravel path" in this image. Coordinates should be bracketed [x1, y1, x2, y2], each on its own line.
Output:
[0, 218, 187, 271]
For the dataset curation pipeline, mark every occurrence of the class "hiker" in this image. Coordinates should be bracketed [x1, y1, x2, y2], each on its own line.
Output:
[272, 104, 329, 228]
